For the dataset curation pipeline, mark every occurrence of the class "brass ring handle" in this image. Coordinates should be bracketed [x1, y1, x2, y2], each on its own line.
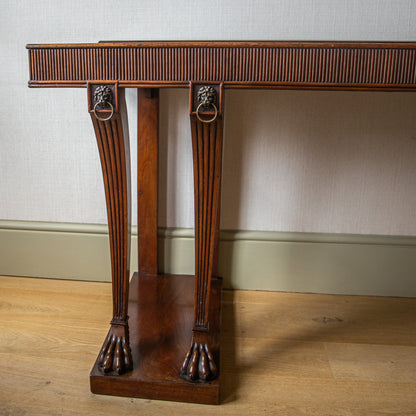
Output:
[93, 101, 114, 121]
[196, 102, 218, 123]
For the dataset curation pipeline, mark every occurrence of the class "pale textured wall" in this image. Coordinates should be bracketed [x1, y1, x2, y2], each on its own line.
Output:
[1, 0, 416, 235]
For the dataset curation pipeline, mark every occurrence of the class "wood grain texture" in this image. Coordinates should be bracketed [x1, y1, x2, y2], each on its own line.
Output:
[89, 85, 132, 375]
[178, 92, 224, 383]
[325, 343, 416, 383]
[90, 273, 221, 404]
[137, 88, 159, 275]
[2, 275, 416, 415]
[190, 108, 224, 331]
[27, 41, 416, 90]
[23, 38, 416, 410]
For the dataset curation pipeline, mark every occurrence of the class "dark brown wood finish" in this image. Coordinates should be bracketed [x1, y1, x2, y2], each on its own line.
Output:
[90, 273, 222, 404]
[88, 82, 132, 375]
[137, 88, 159, 276]
[27, 41, 416, 90]
[27, 40, 416, 404]
[179, 83, 224, 382]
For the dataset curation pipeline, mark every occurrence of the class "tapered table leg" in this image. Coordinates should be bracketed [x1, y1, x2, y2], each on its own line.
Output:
[181, 84, 224, 382]
[88, 83, 132, 375]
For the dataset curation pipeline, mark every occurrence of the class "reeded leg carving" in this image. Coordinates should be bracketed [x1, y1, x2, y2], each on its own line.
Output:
[180, 84, 223, 382]
[89, 84, 132, 375]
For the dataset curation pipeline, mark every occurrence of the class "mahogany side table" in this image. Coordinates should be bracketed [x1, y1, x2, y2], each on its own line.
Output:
[27, 41, 416, 404]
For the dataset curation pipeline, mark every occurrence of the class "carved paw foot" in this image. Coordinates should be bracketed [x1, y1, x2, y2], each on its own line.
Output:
[98, 324, 133, 375]
[180, 342, 218, 382]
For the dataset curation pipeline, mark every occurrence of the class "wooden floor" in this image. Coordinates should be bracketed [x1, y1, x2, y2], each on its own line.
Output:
[1, 275, 415, 416]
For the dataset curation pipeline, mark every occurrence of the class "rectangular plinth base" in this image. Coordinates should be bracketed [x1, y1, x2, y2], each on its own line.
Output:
[90, 273, 222, 404]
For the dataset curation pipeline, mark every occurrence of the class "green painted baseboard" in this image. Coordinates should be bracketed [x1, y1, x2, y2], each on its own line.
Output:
[1, 220, 415, 297]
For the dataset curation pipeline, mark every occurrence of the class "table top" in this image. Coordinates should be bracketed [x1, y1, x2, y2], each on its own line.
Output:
[27, 41, 416, 91]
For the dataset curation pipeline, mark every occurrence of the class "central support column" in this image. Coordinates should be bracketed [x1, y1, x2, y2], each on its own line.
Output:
[137, 88, 159, 276]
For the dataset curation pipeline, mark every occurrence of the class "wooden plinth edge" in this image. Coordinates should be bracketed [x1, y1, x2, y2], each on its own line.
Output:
[90, 273, 222, 404]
